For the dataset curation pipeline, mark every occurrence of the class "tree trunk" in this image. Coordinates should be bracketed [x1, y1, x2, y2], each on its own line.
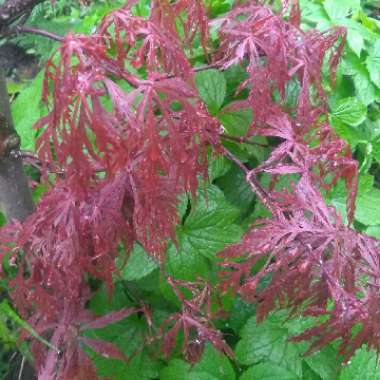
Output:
[0, 70, 36, 379]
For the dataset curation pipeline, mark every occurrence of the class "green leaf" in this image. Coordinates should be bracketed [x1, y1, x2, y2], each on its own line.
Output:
[193, 344, 235, 380]
[86, 284, 160, 379]
[358, 174, 374, 194]
[208, 153, 232, 181]
[366, 40, 380, 88]
[164, 241, 209, 282]
[89, 347, 160, 380]
[119, 243, 158, 281]
[372, 139, 380, 166]
[323, 0, 360, 21]
[179, 185, 243, 261]
[218, 107, 252, 136]
[11, 72, 45, 150]
[215, 165, 255, 214]
[346, 28, 363, 57]
[352, 68, 376, 106]
[343, 53, 376, 105]
[160, 345, 235, 380]
[366, 226, 380, 239]
[302, 362, 323, 380]
[330, 97, 367, 127]
[162, 185, 242, 301]
[160, 359, 191, 380]
[299, 1, 328, 25]
[239, 363, 298, 380]
[228, 296, 256, 334]
[304, 346, 340, 380]
[330, 117, 364, 148]
[339, 346, 380, 380]
[355, 188, 380, 225]
[195, 69, 226, 114]
[89, 282, 133, 315]
[235, 312, 304, 378]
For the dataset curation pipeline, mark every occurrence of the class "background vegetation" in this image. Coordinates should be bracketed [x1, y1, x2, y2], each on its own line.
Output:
[2, 0, 380, 379]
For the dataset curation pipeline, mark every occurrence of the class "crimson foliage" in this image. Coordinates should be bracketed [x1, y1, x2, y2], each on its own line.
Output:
[1, 0, 379, 379]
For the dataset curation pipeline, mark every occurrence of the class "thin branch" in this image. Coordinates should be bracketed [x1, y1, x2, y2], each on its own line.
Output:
[1, 24, 63, 41]
[221, 145, 279, 217]
[17, 150, 65, 175]
[14, 25, 63, 42]
[221, 133, 269, 148]
[18, 356, 25, 380]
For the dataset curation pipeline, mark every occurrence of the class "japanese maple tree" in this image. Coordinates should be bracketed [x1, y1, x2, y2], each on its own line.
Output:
[1, 0, 380, 379]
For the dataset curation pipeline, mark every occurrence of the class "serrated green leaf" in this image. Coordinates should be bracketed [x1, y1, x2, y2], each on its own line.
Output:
[193, 344, 235, 380]
[358, 174, 374, 194]
[228, 296, 256, 334]
[239, 363, 298, 380]
[215, 165, 255, 214]
[355, 188, 380, 225]
[366, 40, 380, 88]
[11, 72, 45, 151]
[302, 362, 323, 380]
[330, 98, 366, 127]
[218, 107, 252, 136]
[160, 345, 235, 380]
[299, 1, 329, 25]
[119, 244, 158, 281]
[330, 117, 364, 148]
[195, 69, 226, 114]
[343, 53, 376, 105]
[235, 312, 304, 377]
[89, 282, 133, 315]
[372, 140, 380, 166]
[346, 29, 363, 57]
[339, 346, 380, 380]
[89, 346, 160, 380]
[189, 373, 218, 380]
[179, 185, 243, 260]
[208, 153, 232, 181]
[366, 226, 380, 239]
[162, 185, 242, 302]
[353, 69, 376, 106]
[164, 241, 209, 281]
[323, 0, 360, 21]
[160, 359, 191, 380]
[304, 346, 340, 380]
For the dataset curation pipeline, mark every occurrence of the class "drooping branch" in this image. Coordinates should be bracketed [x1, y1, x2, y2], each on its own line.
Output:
[2, 25, 64, 42]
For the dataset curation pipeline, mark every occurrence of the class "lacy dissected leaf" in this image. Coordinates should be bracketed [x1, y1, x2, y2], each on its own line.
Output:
[160, 278, 233, 362]
[219, 169, 380, 359]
